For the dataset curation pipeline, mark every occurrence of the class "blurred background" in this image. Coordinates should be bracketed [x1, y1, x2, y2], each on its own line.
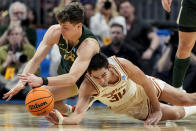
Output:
[0, 0, 195, 103]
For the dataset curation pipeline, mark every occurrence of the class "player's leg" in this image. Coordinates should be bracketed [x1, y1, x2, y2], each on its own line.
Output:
[172, 31, 196, 88]
[160, 103, 196, 121]
[159, 83, 196, 106]
[54, 100, 75, 115]
[160, 103, 185, 121]
[45, 85, 78, 114]
[172, 0, 196, 88]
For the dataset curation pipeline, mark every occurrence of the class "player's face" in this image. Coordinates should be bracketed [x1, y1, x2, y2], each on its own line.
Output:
[60, 22, 81, 40]
[90, 67, 110, 87]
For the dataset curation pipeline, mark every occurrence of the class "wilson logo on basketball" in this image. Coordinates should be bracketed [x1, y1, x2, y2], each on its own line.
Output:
[29, 101, 48, 110]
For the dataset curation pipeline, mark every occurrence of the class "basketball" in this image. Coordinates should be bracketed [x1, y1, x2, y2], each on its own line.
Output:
[25, 87, 54, 116]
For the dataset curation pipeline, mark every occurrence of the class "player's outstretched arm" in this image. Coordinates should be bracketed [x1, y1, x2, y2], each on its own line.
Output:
[3, 25, 60, 101]
[18, 39, 99, 87]
[161, 0, 173, 12]
[46, 78, 97, 125]
[118, 58, 162, 125]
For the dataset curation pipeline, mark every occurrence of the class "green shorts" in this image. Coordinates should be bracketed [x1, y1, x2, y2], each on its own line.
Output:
[177, 0, 196, 32]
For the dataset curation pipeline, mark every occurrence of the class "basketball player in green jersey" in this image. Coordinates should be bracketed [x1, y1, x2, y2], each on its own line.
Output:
[161, 0, 196, 89]
[3, 2, 100, 115]
[44, 53, 196, 125]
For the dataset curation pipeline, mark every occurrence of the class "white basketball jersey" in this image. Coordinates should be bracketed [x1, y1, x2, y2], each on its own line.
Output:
[86, 56, 150, 109]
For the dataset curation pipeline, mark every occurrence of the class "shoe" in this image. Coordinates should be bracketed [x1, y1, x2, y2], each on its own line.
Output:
[62, 105, 75, 117]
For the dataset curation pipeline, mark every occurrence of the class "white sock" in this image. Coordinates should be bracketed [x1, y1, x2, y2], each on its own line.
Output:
[183, 106, 196, 118]
[64, 104, 73, 115]
[178, 86, 186, 93]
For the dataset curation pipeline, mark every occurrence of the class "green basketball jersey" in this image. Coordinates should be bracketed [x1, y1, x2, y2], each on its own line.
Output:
[57, 25, 98, 86]
[177, 0, 196, 32]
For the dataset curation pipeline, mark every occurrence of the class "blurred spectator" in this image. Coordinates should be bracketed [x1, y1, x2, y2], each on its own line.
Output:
[119, 0, 160, 75]
[83, 2, 95, 28]
[90, 0, 126, 46]
[26, 7, 36, 28]
[153, 31, 196, 93]
[0, 25, 36, 99]
[53, 0, 73, 14]
[0, 1, 37, 47]
[0, 8, 8, 27]
[101, 23, 141, 67]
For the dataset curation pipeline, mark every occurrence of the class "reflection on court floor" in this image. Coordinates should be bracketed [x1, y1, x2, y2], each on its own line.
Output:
[0, 105, 196, 131]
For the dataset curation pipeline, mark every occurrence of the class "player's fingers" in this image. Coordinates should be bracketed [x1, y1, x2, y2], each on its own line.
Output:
[47, 112, 58, 124]
[145, 117, 154, 125]
[27, 73, 31, 76]
[17, 75, 28, 80]
[45, 116, 57, 124]
[144, 120, 150, 125]
[49, 110, 59, 122]
[6, 94, 13, 101]
[19, 79, 28, 83]
[2, 93, 9, 99]
[17, 74, 27, 77]
[2, 91, 12, 99]
[154, 118, 161, 125]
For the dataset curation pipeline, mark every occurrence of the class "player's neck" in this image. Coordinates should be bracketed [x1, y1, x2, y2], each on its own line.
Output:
[108, 69, 120, 85]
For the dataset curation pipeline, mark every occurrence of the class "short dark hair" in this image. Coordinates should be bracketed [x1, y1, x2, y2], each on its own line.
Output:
[56, 2, 84, 24]
[119, 0, 132, 6]
[83, 2, 95, 10]
[110, 23, 124, 32]
[87, 53, 109, 74]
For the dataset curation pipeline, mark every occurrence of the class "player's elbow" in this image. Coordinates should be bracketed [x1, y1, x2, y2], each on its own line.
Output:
[67, 75, 78, 86]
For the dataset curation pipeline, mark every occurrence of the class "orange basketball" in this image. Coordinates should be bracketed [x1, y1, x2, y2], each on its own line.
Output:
[25, 87, 54, 116]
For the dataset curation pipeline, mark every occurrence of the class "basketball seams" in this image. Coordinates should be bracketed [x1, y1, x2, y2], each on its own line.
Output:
[25, 87, 55, 116]
[29, 97, 54, 113]
[25, 95, 52, 105]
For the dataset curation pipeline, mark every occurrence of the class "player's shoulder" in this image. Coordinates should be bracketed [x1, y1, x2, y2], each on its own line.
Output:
[47, 24, 61, 35]
[115, 57, 134, 67]
[44, 24, 61, 41]
[115, 57, 128, 64]
[82, 38, 99, 46]
[78, 38, 100, 53]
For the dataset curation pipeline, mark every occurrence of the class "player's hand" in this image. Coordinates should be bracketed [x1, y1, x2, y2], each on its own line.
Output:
[161, 0, 172, 12]
[17, 73, 43, 87]
[144, 110, 162, 125]
[3, 81, 26, 101]
[45, 109, 63, 125]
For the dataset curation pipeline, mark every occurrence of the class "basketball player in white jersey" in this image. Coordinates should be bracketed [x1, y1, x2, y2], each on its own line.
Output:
[31, 53, 196, 125]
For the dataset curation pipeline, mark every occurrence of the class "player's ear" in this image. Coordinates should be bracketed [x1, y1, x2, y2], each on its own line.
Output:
[108, 64, 112, 70]
[76, 23, 82, 29]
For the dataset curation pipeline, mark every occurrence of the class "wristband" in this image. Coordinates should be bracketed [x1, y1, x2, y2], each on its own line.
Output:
[55, 109, 64, 125]
[42, 77, 48, 85]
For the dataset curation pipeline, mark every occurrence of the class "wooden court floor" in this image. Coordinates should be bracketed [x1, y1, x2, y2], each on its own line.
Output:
[0, 105, 196, 131]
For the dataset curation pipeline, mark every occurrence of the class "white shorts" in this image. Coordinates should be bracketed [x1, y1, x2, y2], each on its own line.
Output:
[146, 75, 166, 99]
